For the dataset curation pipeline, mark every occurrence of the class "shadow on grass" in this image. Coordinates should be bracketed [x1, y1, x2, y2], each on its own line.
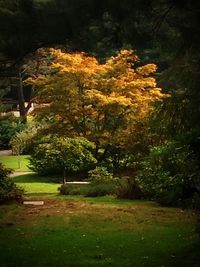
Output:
[25, 192, 60, 197]
[173, 238, 200, 267]
[13, 173, 61, 184]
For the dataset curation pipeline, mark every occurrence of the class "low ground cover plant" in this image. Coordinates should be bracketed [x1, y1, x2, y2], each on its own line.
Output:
[0, 163, 23, 203]
[59, 167, 118, 197]
[85, 167, 118, 197]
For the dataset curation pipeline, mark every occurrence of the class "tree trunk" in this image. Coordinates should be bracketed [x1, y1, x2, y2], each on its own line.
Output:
[11, 69, 33, 124]
[17, 72, 27, 123]
[63, 167, 66, 184]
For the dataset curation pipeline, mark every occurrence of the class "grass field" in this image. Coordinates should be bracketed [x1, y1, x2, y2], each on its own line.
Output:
[0, 167, 199, 266]
[0, 155, 30, 172]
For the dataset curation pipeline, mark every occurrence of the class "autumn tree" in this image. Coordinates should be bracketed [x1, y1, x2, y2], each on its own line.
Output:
[28, 49, 167, 162]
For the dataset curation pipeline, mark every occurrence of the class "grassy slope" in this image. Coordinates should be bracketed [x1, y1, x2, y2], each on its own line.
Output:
[0, 173, 199, 267]
[0, 155, 30, 172]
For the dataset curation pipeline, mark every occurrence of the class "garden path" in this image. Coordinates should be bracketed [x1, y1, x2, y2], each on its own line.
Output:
[10, 171, 35, 177]
[0, 150, 12, 156]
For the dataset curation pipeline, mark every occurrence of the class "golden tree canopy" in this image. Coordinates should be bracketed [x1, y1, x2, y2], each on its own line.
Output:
[27, 49, 168, 154]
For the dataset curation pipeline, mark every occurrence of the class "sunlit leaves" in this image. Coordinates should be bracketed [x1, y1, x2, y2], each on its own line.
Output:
[29, 48, 168, 156]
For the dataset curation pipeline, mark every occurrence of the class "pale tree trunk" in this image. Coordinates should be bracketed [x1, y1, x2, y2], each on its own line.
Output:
[63, 167, 66, 184]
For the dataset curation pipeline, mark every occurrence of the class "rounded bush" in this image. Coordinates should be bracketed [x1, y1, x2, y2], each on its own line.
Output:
[86, 167, 118, 197]
[88, 167, 113, 183]
[29, 137, 97, 175]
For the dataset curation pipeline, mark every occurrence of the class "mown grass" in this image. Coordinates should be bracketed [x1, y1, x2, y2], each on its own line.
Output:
[0, 173, 199, 267]
[0, 198, 199, 267]
[0, 155, 30, 172]
[13, 173, 61, 196]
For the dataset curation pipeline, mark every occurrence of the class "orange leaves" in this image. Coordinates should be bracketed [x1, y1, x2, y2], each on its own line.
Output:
[50, 49, 100, 76]
[136, 64, 157, 76]
[25, 75, 49, 86]
[106, 49, 138, 67]
[86, 90, 131, 107]
[31, 48, 169, 149]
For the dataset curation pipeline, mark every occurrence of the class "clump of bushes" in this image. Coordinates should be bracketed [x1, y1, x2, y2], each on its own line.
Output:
[116, 176, 143, 199]
[85, 167, 118, 197]
[29, 136, 97, 176]
[59, 184, 89, 196]
[0, 163, 23, 203]
[10, 122, 43, 155]
[136, 141, 200, 206]
[84, 183, 116, 197]
[87, 167, 113, 183]
[59, 167, 118, 197]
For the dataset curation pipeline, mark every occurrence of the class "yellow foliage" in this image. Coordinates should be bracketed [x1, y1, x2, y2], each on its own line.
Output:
[136, 64, 157, 76]
[30, 49, 169, 149]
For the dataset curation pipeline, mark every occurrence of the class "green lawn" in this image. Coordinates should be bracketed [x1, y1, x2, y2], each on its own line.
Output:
[0, 173, 199, 267]
[0, 197, 199, 267]
[13, 173, 61, 196]
[0, 155, 30, 172]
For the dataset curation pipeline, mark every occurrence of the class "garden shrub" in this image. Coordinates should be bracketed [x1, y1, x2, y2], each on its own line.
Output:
[59, 167, 117, 197]
[29, 137, 97, 175]
[0, 114, 24, 149]
[10, 122, 44, 155]
[59, 182, 116, 197]
[59, 167, 118, 197]
[0, 163, 23, 203]
[88, 167, 113, 183]
[116, 176, 143, 199]
[84, 183, 116, 197]
[136, 141, 200, 206]
[86, 167, 118, 197]
[59, 184, 89, 195]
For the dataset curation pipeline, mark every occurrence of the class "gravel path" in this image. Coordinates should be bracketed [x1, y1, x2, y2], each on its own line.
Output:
[9, 171, 35, 177]
[0, 150, 12, 156]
